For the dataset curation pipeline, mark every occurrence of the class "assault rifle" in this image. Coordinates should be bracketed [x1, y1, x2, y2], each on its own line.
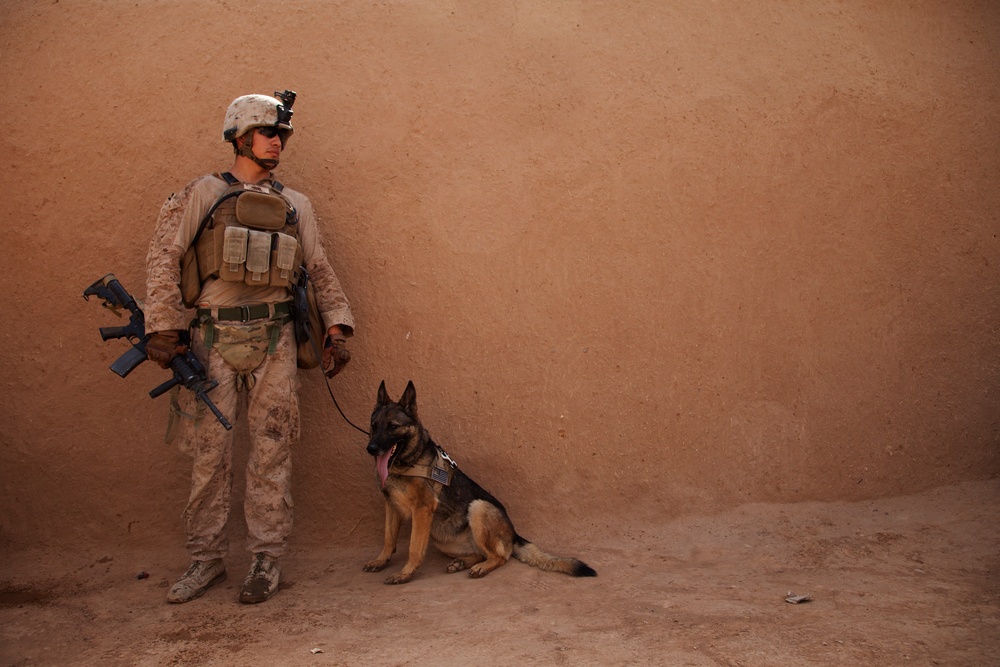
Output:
[83, 274, 233, 430]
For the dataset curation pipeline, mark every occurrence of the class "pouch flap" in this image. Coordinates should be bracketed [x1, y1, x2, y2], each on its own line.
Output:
[236, 191, 287, 231]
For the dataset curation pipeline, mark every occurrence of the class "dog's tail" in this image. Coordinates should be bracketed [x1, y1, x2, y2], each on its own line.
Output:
[512, 535, 597, 577]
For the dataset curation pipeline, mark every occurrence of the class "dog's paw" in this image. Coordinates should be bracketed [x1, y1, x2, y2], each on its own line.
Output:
[446, 559, 469, 574]
[384, 572, 413, 585]
[363, 560, 389, 573]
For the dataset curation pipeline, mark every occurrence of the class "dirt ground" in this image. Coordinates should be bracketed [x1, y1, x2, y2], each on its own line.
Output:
[2, 478, 997, 667]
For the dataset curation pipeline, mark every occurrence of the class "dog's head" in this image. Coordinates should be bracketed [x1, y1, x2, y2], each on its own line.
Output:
[368, 380, 421, 488]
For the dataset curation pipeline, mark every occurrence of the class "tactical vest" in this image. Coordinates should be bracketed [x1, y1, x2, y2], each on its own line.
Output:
[180, 173, 304, 306]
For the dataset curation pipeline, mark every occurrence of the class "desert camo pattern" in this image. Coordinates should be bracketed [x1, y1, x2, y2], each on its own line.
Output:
[145, 173, 354, 335]
[179, 321, 300, 559]
[144, 172, 353, 560]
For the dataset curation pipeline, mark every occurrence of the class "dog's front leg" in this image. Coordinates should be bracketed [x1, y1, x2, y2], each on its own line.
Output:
[364, 501, 401, 572]
[384, 504, 434, 585]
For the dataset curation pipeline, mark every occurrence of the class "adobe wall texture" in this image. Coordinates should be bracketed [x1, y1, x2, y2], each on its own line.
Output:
[1, 1, 997, 552]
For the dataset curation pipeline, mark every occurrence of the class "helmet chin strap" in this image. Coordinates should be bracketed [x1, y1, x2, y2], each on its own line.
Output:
[236, 129, 279, 170]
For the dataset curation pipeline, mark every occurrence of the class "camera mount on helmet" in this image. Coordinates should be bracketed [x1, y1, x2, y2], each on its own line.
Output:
[275, 90, 296, 127]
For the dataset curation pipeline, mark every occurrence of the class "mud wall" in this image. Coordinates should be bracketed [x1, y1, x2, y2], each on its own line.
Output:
[1, 1, 997, 553]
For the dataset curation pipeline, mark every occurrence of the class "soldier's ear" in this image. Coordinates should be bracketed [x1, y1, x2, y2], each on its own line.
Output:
[377, 380, 389, 406]
[400, 380, 417, 416]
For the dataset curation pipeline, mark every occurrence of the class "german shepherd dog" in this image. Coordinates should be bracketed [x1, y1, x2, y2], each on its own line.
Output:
[364, 381, 597, 584]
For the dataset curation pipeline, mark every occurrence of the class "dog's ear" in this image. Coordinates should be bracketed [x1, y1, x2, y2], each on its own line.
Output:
[377, 380, 389, 406]
[400, 380, 417, 417]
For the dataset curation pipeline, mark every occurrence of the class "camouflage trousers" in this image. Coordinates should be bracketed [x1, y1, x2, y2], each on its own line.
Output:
[174, 316, 300, 560]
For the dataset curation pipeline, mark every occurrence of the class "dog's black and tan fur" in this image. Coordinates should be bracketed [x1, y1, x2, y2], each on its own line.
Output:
[364, 380, 597, 584]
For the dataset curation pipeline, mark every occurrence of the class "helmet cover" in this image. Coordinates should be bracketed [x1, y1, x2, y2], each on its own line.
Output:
[222, 94, 294, 143]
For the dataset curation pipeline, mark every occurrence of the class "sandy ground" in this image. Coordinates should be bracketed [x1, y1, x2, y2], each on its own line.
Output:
[2, 479, 997, 667]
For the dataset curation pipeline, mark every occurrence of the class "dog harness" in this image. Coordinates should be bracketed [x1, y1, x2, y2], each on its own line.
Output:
[389, 444, 457, 486]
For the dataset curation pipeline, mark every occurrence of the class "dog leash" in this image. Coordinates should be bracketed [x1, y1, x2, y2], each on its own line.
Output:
[309, 335, 370, 436]
[321, 370, 370, 436]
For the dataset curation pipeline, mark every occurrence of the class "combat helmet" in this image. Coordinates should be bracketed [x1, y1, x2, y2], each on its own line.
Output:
[222, 90, 296, 169]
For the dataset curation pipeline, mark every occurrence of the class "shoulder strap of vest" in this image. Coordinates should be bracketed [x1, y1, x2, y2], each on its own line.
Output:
[188, 175, 245, 247]
[268, 180, 296, 224]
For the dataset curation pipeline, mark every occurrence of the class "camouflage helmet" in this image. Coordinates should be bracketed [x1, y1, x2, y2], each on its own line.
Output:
[222, 93, 295, 143]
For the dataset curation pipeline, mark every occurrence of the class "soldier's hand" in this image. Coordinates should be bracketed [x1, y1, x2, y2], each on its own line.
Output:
[147, 330, 188, 369]
[323, 333, 351, 378]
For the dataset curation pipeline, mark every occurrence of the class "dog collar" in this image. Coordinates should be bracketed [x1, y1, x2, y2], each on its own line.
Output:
[389, 445, 457, 486]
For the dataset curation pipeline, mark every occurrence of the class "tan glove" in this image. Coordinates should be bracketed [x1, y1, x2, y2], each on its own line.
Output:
[323, 334, 351, 378]
[146, 330, 188, 369]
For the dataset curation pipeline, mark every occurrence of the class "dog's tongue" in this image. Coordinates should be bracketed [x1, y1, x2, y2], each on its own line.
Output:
[376, 450, 392, 488]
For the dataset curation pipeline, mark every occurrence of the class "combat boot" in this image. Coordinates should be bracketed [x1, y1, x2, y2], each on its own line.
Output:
[239, 553, 281, 604]
[167, 559, 226, 603]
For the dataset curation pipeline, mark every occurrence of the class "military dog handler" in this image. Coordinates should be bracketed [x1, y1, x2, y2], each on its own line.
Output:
[144, 91, 354, 604]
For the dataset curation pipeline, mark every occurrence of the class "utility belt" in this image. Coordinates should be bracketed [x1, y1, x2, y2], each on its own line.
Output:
[196, 301, 292, 362]
[197, 301, 292, 323]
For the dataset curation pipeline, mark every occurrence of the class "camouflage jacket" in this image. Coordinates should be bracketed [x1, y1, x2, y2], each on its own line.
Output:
[145, 173, 354, 336]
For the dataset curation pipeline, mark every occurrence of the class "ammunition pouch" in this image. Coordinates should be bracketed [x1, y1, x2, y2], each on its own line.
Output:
[236, 190, 287, 231]
[179, 174, 303, 308]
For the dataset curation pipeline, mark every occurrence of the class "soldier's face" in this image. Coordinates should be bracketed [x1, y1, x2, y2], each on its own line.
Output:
[248, 127, 283, 161]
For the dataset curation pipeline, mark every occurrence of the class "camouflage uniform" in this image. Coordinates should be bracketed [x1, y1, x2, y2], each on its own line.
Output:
[146, 173, 353, 560]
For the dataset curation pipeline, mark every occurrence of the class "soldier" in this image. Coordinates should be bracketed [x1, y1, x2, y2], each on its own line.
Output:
[144, 91, 354, 604]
